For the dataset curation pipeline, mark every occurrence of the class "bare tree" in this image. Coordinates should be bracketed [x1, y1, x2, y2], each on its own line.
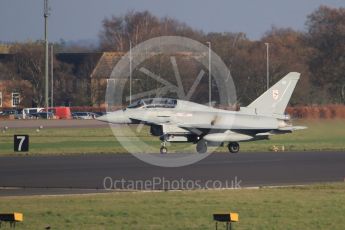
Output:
[306, 6, 345, 104]
[10, 42, 46, 106]
[99, 11, 202, 51]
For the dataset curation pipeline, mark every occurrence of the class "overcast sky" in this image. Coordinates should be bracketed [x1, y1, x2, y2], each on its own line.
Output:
[0, 0, 344, 43]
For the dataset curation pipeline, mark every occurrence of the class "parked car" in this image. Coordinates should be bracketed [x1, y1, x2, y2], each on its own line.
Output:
[22, 108, 44, 119]
[32, 112, 54, 119]
[0, 109, 21, 119]
[90, 112, 100, 118]
[72, 112, 98, 119]
[1, 109, 17, 116]
[94, 112, 106, 117]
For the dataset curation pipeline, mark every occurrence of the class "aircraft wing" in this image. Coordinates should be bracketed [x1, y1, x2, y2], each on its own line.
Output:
[129, 117, 153, 124]
[176, 123, 277, 130]
[255, 126, 308, 136]
[278, 126, 308, 131]
[129, 117, 169, 125]
[177, 124, 308, 137]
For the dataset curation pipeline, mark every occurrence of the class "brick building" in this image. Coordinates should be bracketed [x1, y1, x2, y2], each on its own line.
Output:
[90, 52, 124, 106]
[0, 50, 124, 108]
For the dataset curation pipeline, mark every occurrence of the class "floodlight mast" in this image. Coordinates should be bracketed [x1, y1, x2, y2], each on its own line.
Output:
[44, 0, 50, 118]
[265, 42, 270, 90]
[129, 41, 132, 104]
[206, 41, 211, 107]
[51, 44, 53, 107]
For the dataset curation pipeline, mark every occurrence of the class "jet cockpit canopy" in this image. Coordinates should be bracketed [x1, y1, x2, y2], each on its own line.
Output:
[127, 98, 177, 109]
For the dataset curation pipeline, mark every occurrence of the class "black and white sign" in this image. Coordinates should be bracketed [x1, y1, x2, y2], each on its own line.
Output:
[14, 135, 29, 152]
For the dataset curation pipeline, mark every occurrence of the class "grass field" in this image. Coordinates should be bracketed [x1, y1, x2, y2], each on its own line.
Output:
[0, 119, 344, 155]
[0, 183, 344, 229]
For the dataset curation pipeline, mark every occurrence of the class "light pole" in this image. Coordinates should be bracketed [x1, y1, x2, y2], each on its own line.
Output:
[51, 44, 53, 107]
[44, 0, 49, 117]
[129, 41, 132, 104]
[206, 41, 211, 106]
[265, 42, 269, 90]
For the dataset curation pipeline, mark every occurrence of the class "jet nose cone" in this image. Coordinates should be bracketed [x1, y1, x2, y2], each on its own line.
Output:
[96, 111, 130, 124]
[96, 114, 109, 122]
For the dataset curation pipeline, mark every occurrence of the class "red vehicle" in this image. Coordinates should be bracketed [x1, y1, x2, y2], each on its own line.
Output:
[43, 107, 72, 119]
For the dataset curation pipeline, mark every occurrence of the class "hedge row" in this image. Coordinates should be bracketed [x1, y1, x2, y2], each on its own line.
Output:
[286, 105, 345, 119]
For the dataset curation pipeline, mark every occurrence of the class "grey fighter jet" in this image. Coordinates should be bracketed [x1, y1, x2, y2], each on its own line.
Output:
[98, 72, 306, 154]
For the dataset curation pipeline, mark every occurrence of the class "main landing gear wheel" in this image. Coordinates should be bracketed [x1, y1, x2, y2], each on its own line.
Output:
[196, 139, 207, 154]
[228, 142, 240, 153]
[160, 146, 168, 154]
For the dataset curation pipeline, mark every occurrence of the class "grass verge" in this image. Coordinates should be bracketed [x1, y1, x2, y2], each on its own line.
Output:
[0, 119, 344, 155]
[0, 183, 344, 229]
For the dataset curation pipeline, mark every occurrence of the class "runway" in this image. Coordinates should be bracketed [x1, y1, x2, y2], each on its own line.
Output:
[0, 151, 344, 196]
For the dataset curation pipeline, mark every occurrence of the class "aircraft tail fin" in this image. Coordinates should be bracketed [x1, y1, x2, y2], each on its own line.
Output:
[246, 72, 300, 115]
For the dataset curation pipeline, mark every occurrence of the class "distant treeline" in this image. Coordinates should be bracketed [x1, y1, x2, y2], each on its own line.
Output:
[97, 6, 345, 106]
[1, 6, 344, 107]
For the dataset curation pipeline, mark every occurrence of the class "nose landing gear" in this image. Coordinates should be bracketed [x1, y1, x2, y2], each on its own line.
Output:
[160, 146, 168, 154]
[160, 140, 168, 154]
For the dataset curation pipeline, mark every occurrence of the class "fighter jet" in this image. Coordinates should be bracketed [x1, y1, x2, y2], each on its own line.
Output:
[98, 72, 306, 154]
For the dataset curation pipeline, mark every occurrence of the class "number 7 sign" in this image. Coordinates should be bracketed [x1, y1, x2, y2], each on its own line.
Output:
[14, 135, 29, 152]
